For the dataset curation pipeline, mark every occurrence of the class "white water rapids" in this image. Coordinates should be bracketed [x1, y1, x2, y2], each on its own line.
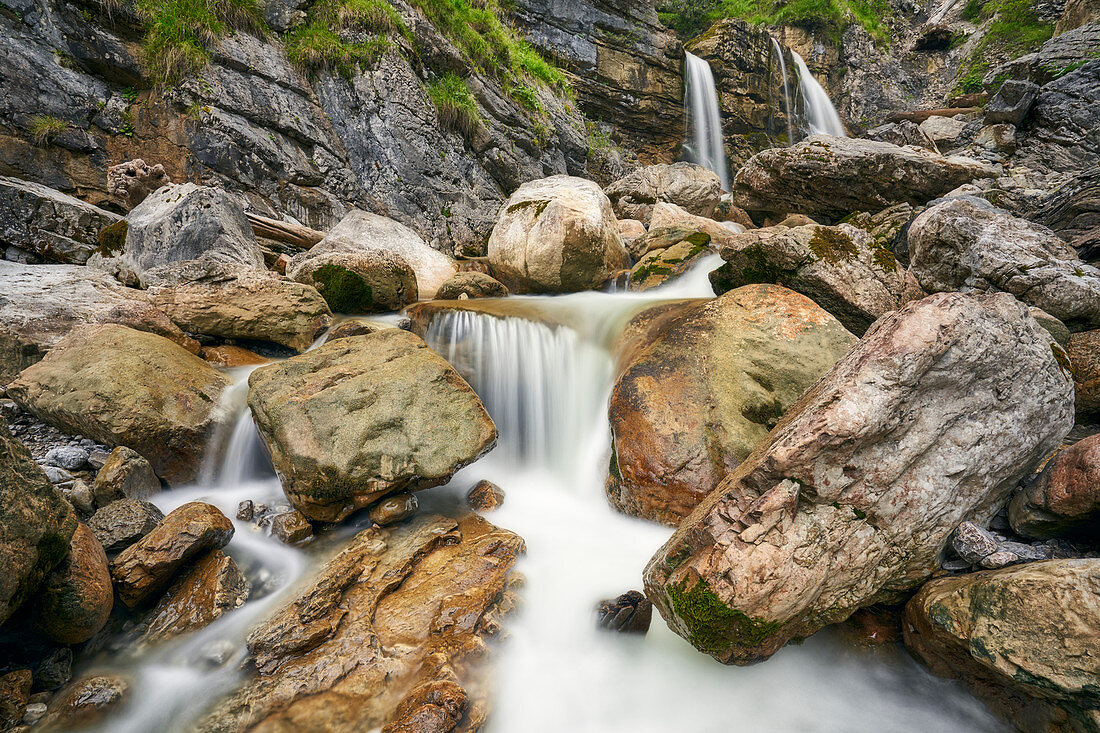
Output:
[683, 52, 731, 190]
[87, 255, 1004, 732]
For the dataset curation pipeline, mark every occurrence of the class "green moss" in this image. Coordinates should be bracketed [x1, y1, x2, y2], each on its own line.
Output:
[666, 577, 784, 656]
[96, 220, 129, 256]
[808, 227, 858, 263]
[953, 0, 1054, 93]
[427, 72, 483, 138]
[608, 439, 622, 480]
[659, 0, 892, 45]
[738, 243, 792, 283]
[871, 242, 897, 271]
[134, 0, 265, 85]
[311, 263, 375, 313]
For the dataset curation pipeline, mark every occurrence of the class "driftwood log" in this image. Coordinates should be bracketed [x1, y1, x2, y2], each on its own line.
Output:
[247, 212, 325, 249]
[884, 107, 979, 123]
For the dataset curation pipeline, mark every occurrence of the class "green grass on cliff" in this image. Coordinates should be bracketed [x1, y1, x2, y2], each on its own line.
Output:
[658, 0, 892, 44]
[283, 0, 407, 74]
[954, 0, 1054, 92]
[427, 72, 483, 136]
[135, 0, 264, 84]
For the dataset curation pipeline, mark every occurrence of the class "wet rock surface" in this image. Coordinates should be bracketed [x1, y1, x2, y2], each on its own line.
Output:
[270, 511, 314, 545]
[248, 329, 497, 522]
[139, 550, 249, 644]
[645, 293, 1073, 664]
[87, 499, 165, 554]
[197, 512, 524, 732]
[368, 493, 420, 526]
[596, 591, 652, 635]
[466, 480, 504, 512]
[1010, 432, 1100, 539]
[29, 523, 112, 645]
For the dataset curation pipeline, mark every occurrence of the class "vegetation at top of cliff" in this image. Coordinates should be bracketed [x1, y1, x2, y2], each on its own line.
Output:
[133, 0, 265, 84]
[954, 0, 1053, 92]
[284, 0, 407, 75]
[657, 0, 892, 44]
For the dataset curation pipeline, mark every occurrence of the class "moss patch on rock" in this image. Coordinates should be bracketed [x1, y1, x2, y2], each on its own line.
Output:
[312, 263, 375, 313]
[96, 220, 128, 257]
[666, 577, 784, 656]
[809, 227, 859, 264]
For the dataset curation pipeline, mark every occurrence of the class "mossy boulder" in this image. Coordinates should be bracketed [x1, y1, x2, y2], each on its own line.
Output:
[628, 235, 712, 291]
[29, 523, 113, 644]
[0, 421, 78, 625]
[608, 285, 857, 526]
[287, 251, 417, 314]
[247, 329, 497, 522]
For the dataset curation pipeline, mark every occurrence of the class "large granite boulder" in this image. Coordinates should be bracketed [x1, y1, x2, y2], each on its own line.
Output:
[248, 329, 497, 522]
[487, 175, 630, 293]
[286, 249, 418, 314]
[608, 285, 857, 526]
[6, 325, 233, 485]
[0, 177, 121, 264]
[904, 559, 1100, 731]
[286, 210, 456, 299]
[605, 163, 723, 224]
[713, 222, 925, 336]
[0, 422, 78, 625]
[909, 196, 1100, 331]
[1010, 432, 1100, 539]
[91, 183, 264, 287]
[644, 292, 1074, 664]
[197, 513, 523, 732]
[148, 263, 332, 352]
[29, 523, 112, 644]
[730, 136, 996, 220]
[0, 262, 145, 383]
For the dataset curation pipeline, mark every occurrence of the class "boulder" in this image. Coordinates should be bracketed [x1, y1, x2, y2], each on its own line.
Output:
[904, 559, 1100, 731]
[596, 590, 652, 635]
[7, 325, 232, 485]
[985, 80, 1040, 126]
[286, 210, 456, 299]
[0, 177, 121, 265]
[34, 674, 128, 730]
[368, 492, 419, 526]
[325, 318, 380, 342]
[644, 292, 1074, 664]
[148, 264, 332, 351]
[0, 261, 145, 383]
[196, 513, 523, 732]
[29, 523, 112, 644]
[730, 135, 996, 219]
[435, 271, 509, 300]
[106, 159, 171, 211]
[1066, 329, 1100, 419]
[487, 175, 630, 293]
[45, 446, 88, 471]
[618, 219, 647, 252]
[1010, 433, 1100, 539]
[0, 669, 31, 729]
[140, 550, 248, 643]
[270, 511, 313, 545]
[110, 502, 234, 608]
[286, 249, 417, 314]
[649, 201, 744, 247]
[247, 329, 497, 522]
[92, 446, 160, 505]
[605, 163, 723, 224]
[608, 285, 857, 526]
[918, 116, 968, 150]
[466, 480, 504, 512]
[629, 236, 713, 291]
[98, 300, 202, 354]
[87, 499, 164, 554]
[713, 223, 924, 336]
[0, 422, 78, 625]
[199, 345, 270, 367]
[909, 196, 1100, 331]
[864, 120, 938, 152]
[94, 183, 264, 287]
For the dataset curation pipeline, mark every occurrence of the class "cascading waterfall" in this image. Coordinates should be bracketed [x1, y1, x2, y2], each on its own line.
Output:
[683, 51, 730, 190]
[791, 49, 847, 137]
[770, 38, 795, 143]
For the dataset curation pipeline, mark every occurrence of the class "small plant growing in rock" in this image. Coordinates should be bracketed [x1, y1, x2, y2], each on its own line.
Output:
[428, 73, 482, 139]
[27, 115, 67, 145]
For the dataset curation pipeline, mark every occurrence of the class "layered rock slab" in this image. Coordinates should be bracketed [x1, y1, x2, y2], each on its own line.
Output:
[247, 329, 497, 522]
[197, 512, 523, 732]
[644, 292, 1074, 664]
[608, 285, 857, 526]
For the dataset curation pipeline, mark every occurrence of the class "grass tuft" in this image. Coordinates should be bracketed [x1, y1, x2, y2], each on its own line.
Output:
[428, 72, 483, 137]
[658, 0, 892, 45]
[27, 115, 67, 145]
[285, 23, 391, 75]
[134, 0, 265, 84]
[954, 0, 1053, 92]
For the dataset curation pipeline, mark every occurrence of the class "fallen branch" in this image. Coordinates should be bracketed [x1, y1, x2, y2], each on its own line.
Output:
[247, 212, 325, 249]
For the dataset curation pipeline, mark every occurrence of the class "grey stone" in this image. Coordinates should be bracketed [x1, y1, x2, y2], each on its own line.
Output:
[87, 499, 165, 553]
[0, 177, 121, 265]
[44, 446, 88, 471]
[951, 521, 999, 564]
[985, 80, 1040, 126]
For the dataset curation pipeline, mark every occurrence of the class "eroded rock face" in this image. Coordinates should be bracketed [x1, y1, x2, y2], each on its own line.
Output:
[644, 292, 1074, 664]
[730, 136, 996, 219]
[148, 264, 332, 352]
[110, 502, 234, 609]
[287, 210, 456, 299]
[140, 550, 249, 643]
[714, 222, 924, 336]
[197, 513, 524, 732]
[0, 176, 121, 264]
[904, 559, 1100, 732]
[608, 285, 857, 526]
[605, 163, 723, 224]
[0, 261, 145, 383]
[248, 329, 497, 522]
[0, 421, 78, 625]
[6, 325, 233, 485]
[106, 159, 171, 211]
[649, 202, 743, 248]
[1010, 433, 1100, 539]
[909, 196, 1100, 331]
[94, 183, 264, 287]
[487, 175, 630, 293]
[30, 523, 112, 644]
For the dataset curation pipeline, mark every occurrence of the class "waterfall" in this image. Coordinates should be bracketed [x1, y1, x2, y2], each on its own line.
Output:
[683, 51, 730, 190]
[770, 38, 795, 143]
[791, 50, 847, 137]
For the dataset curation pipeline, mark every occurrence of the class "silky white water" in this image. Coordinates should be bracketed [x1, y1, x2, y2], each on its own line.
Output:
[683, 52, 731, 190]
[792, 50, 847, 138]
[770, 38, 796, 143]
